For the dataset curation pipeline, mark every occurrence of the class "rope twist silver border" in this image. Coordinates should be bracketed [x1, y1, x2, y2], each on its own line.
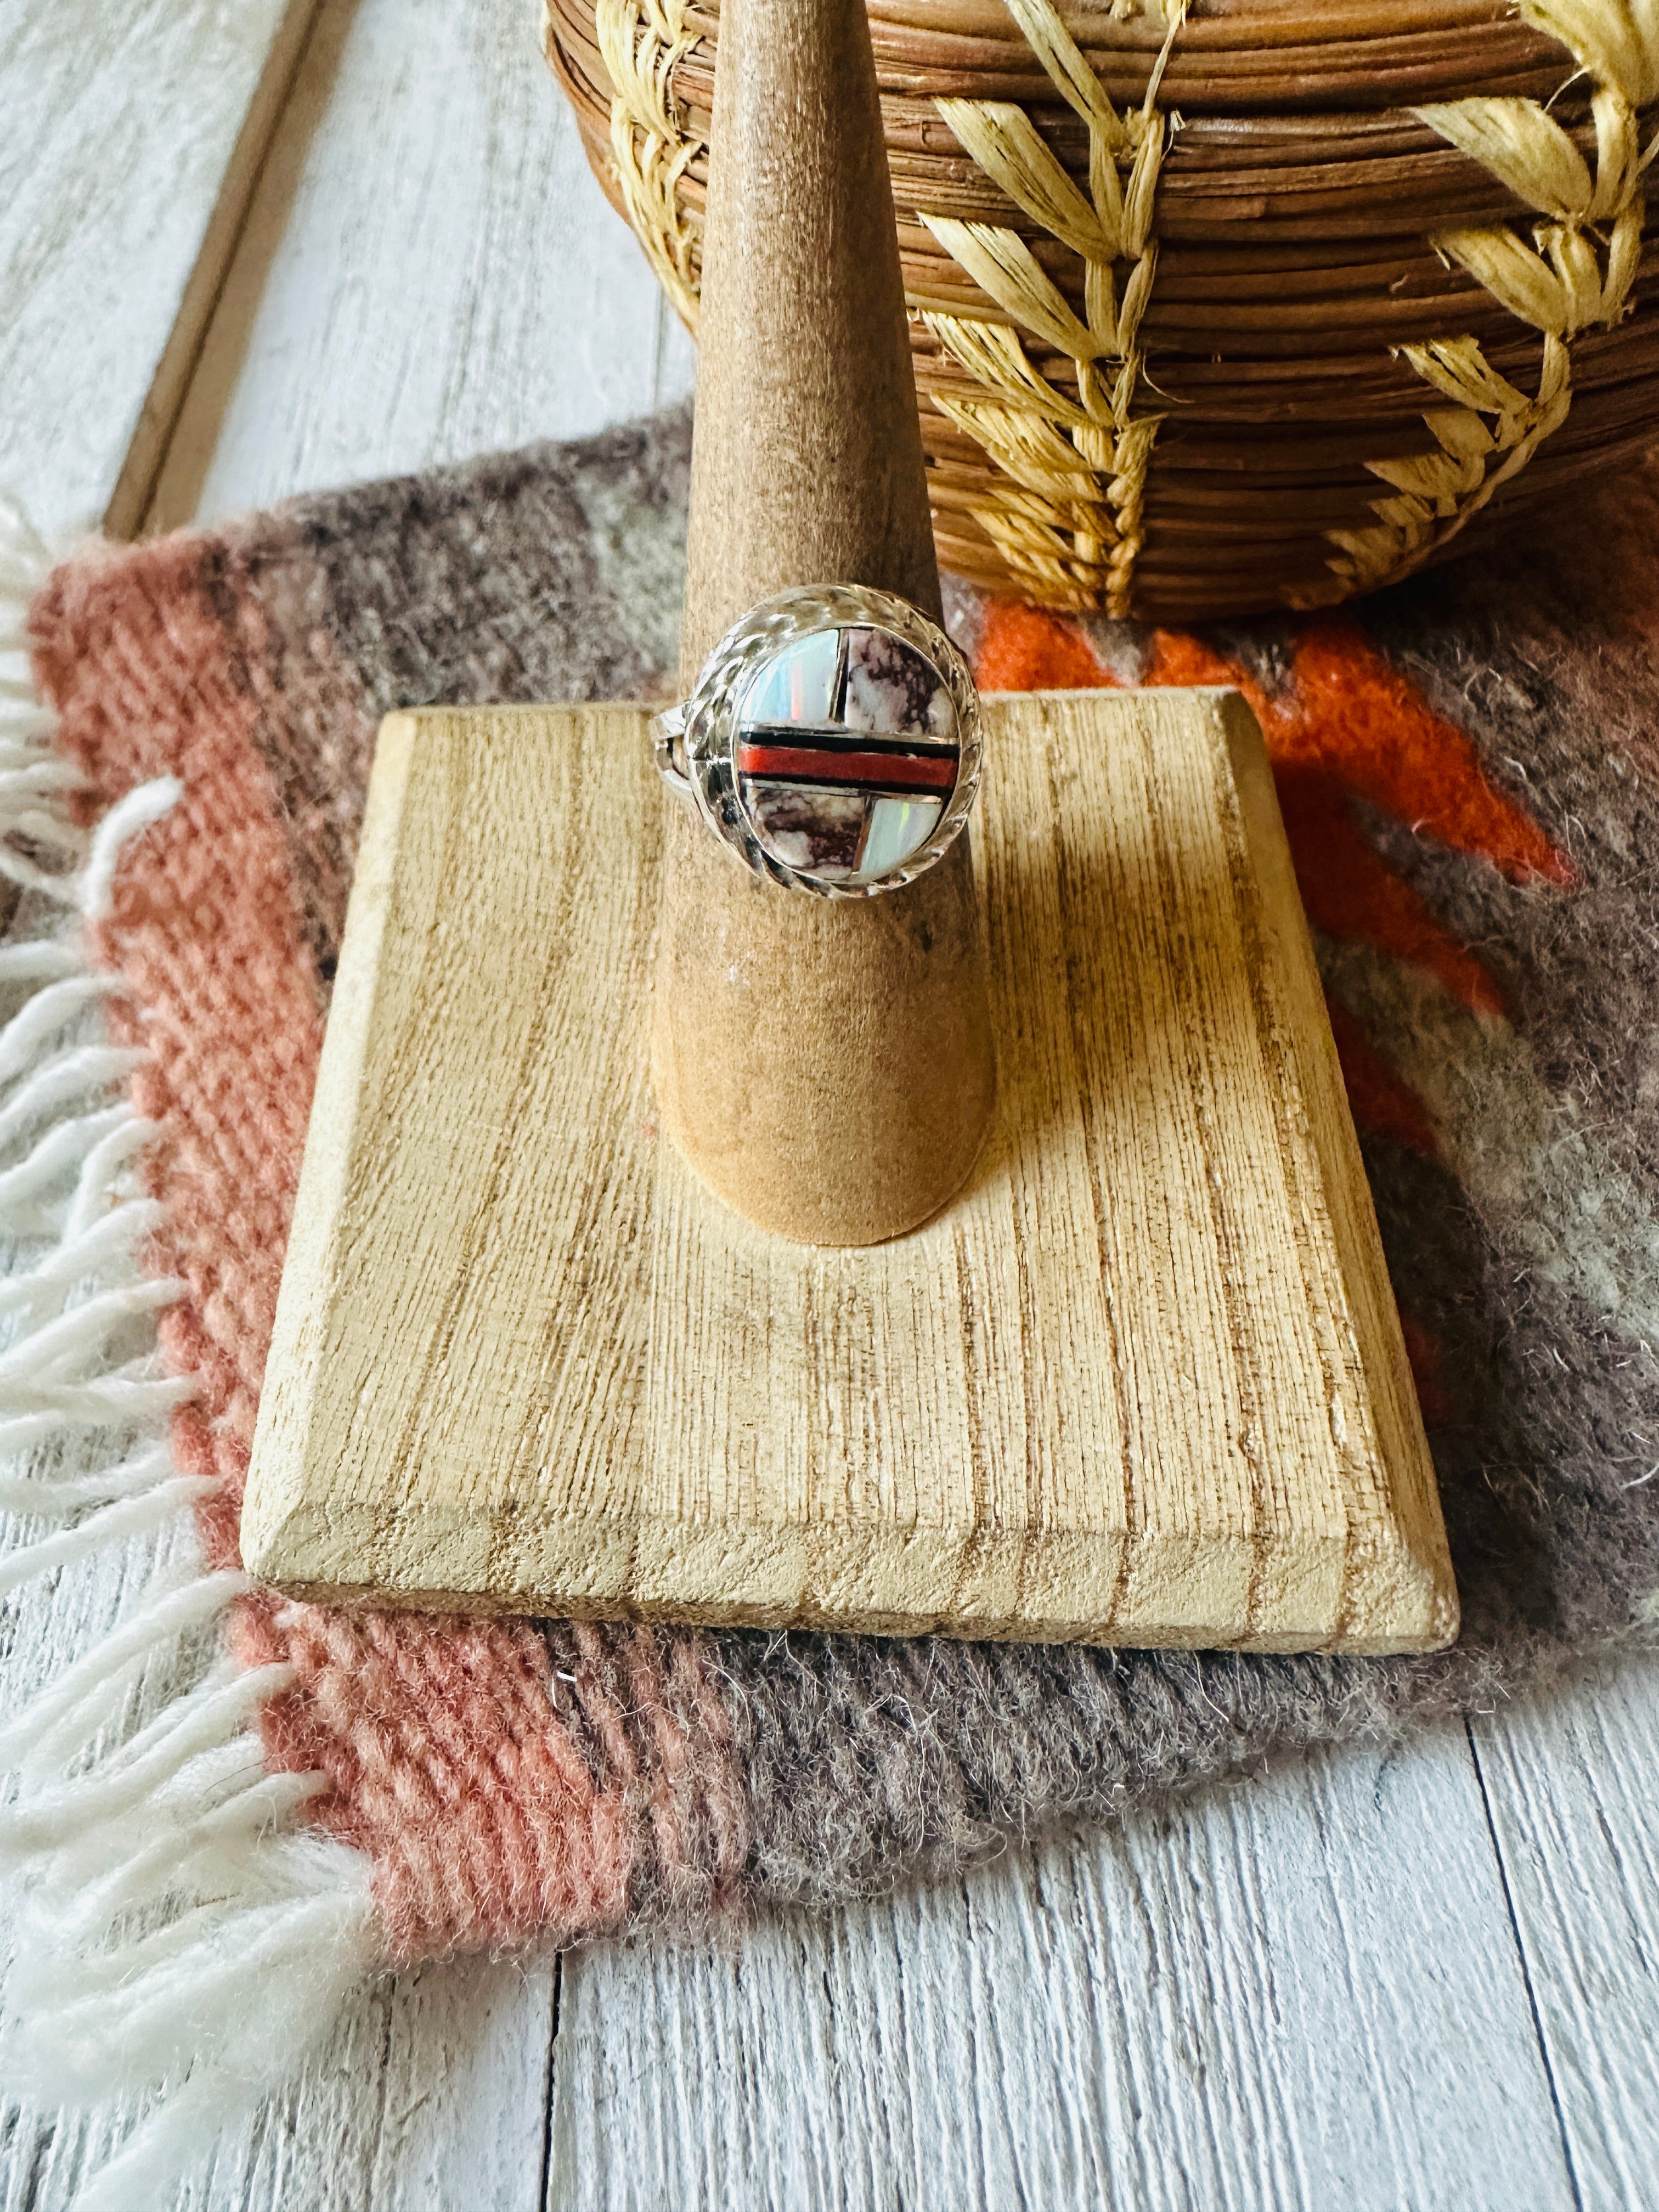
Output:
[653, 584, 983, 898]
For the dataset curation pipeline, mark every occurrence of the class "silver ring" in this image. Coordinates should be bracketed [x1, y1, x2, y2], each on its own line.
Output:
[653, 584, 982, 898]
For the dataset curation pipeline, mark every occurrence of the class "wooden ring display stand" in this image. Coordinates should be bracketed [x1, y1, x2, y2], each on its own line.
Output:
[240, 0, 1458, 1655]
[652, 0, 996, 1247]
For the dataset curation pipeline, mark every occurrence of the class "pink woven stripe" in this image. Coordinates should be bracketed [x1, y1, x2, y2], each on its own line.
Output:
[28, 530, 747, 1961]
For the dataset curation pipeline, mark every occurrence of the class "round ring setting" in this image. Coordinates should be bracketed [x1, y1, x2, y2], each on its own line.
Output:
[654, 584, 981, 897]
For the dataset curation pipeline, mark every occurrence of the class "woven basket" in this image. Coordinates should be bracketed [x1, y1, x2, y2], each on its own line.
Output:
[545, 1, 1659, 622]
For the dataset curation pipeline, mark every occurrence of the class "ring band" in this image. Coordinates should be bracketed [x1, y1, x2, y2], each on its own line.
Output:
[653, 584, 982, 897]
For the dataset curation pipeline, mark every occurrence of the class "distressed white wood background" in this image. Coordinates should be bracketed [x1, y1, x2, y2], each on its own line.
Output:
[4, 1, 1659, 2205]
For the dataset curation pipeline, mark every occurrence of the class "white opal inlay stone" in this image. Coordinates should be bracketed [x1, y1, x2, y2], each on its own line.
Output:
[859, 795, 945, 878]
[740, 626, 843, 727]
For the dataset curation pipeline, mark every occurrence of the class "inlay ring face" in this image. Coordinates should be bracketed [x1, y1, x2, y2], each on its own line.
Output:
[655, 585, 983, 897]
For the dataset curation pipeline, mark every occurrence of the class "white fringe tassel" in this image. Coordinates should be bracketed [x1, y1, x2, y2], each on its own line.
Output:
[0, 499, 376, 2211]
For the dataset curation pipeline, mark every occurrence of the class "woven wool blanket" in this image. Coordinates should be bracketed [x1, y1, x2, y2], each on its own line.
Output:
[6, 407, 1659, 2197]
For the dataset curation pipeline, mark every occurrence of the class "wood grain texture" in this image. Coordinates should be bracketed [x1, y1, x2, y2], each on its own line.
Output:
[0, 0, 318, 541]
[0, 933, 1593, 2212]
[1469, 1658, 1659, 2205]
[4, 1947, 557, 2212]
[186, 1954, 558, 2212]
[653, 0, 995, 1245]
[241, 685, 1453, 1651]
[551, 1729, 1577, 2212]
[144, 0, 695, 540]
[8, 0, 1658, 2200]
[0, 9, 578, 2205]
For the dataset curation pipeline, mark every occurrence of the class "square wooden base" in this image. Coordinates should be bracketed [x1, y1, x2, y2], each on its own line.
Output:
[241, 687, 1457, 1653]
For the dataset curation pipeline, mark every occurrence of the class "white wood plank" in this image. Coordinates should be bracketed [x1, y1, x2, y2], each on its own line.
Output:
[5, 1816, 556, 2212]
[186, 1954, 557, 2212]
[0, 964, 552, 2208]
[5, 6, 658, 2205]
[1470, 1656, 1659, 2209]
[3, 1951, 555, 2212]
[0, 2103, 143, 2212]
[13, 6, 1638, 2211]
[146, 0, 694, 533]
[0, 0, 318, 539]
[550, 1730, 1572, 2212]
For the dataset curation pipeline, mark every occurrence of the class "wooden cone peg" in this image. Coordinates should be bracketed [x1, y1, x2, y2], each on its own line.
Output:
[647, 0, 997, 1248]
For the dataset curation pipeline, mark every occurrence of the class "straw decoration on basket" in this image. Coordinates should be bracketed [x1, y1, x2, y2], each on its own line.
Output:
[546, 2, 1659, 622]
[920, 0, 1186, 617]
[595, 0, 704, 329]
[1326, 19, 1655, 600]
